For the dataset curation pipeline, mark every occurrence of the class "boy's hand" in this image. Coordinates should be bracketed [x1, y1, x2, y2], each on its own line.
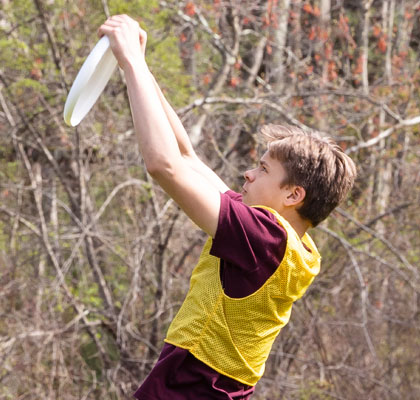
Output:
[98, 15, 147, 70]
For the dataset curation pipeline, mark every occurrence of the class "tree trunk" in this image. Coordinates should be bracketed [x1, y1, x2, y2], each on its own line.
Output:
[382, 0, 395, 84]
[271, 0, 291, 91]
[361, 0, 374, 95]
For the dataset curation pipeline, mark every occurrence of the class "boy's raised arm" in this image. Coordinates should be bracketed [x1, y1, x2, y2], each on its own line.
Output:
[149, 73, 230, 194]
[98, 15, 227, 237]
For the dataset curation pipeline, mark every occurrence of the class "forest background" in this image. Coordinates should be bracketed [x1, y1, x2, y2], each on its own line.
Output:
[0, 0, 419, 399]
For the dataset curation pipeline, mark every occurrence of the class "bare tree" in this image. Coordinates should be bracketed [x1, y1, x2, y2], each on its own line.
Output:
[0, 0, 419, 398]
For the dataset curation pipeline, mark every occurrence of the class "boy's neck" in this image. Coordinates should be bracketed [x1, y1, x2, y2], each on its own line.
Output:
[280, 209, 311, 239]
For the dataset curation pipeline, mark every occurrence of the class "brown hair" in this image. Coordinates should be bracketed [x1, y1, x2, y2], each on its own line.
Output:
[260, 124, 357, 227]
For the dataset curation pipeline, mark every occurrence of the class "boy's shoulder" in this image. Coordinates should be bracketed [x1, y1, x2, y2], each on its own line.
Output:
[221, 190, 283, 227]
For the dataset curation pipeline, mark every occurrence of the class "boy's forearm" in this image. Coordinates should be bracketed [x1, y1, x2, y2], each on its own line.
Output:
[123, 61, 228, 193]
[149, 73, 229, 193]
[149, 73, 195, 158]
[124, 60, 182, 173]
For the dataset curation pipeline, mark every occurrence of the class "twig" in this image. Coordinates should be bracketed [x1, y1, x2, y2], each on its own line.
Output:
[346, 115, 420, 154]
[334, 207, 417, 277]
[178, 95, 312, 131]
[295, 89, 405, 122]
[32, 0, 68, 89]
[347, 202, 411, 236]
[318, 225, 378, 361]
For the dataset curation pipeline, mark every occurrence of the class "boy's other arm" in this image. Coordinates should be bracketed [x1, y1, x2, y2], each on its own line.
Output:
[129, 69, 224, 237]
[149, 73, 229, 194]
[99, 15, 227, 237]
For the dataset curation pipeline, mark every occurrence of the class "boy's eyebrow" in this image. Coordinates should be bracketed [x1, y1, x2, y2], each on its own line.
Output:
[260, 160, 269, 169]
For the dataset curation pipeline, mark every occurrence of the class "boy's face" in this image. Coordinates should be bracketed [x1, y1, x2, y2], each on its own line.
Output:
[241, 151, 292, 212]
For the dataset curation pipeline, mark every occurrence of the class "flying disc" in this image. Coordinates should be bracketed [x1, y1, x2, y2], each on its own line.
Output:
[63, 36, 117, 126]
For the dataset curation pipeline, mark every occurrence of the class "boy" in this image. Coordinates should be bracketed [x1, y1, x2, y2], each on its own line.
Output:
[98, 15, 356, 399]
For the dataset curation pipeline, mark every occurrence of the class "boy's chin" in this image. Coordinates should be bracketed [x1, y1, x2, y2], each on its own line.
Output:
[241, 194, 253, 206]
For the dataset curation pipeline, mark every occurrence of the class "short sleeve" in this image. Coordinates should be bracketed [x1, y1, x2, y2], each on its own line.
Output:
[210, 190, 287, 297]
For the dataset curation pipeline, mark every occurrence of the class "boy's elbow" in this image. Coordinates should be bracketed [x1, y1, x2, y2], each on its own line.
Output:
[145, 159, 176, 181]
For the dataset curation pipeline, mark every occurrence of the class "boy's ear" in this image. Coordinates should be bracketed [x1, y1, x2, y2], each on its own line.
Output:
[285, 185, 306, 206]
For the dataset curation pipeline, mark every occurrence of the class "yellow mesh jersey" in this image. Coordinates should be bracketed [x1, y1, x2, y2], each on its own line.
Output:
[165, 206, 321, 386]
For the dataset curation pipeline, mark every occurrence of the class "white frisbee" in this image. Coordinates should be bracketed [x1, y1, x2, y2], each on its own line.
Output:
[63, 36, 117, 126]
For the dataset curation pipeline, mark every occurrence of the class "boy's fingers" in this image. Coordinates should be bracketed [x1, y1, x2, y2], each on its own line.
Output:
[102, 20, 121, 27]
[109, 14, 129, 22]
[98, 15, 146, 61]
[109, 14, 140, 28]
[97, 24, 113, 36]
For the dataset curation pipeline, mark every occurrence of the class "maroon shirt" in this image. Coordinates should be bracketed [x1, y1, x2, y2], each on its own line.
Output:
[134, 191, 287, 399]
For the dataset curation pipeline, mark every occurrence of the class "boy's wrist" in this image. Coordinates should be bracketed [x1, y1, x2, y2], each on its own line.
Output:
[122, 56, 149, 76]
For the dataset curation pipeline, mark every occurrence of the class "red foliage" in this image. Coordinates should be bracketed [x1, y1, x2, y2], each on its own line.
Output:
[312, 5, 320, 17]
[305, 65, 314, 75]
[69, 16, 79, 28]
[270, 14, 279, 29]
[60, 134, 70, 146]
[30, 58, 43, 80]
[184, 2, 196, 16]
[405, 11, 413, 19]
[328, 61, 338, 81]
[377, 36, 387, 53]
[267, 0, 279, 28]
[30, 68, 42, 80]
[308, 26, 317, 41]
[249, 147, 257, 160]
[339, 13, 349, 33]
[302, 3, 313, 14]
[339, 141, 347, 151]
[302, 3, 320, 17]
[372, 25, 381, 38]
[59, 11, 68, 21]
[324, 42, 333, 60]
[262, 16, 270, 27]
[230, 77, 240, 87]
[338, 13, 356, 48]
[292, 97, 304, 108]
[319, 28, 328, 41]
[392, 54, 404, 69]
[353, 55, 364, 75]
[289, 10, 298, 21]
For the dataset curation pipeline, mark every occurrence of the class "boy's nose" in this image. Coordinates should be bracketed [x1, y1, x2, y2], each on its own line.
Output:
[244, 169, 254, 182]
